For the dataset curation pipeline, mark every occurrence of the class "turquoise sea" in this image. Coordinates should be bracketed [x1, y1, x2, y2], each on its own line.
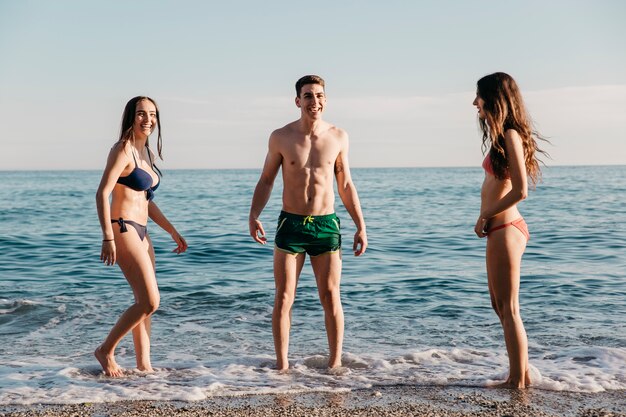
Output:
[0, 166, 625, 404]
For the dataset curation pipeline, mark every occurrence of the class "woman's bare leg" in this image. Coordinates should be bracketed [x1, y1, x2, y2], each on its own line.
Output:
[95, 229, 159, 377]
[132, 316, 153, 372]
[131, 235, 157, 372]
[486, 227, 529, 388]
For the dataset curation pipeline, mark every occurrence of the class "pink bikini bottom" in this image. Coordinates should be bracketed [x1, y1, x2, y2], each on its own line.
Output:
[486, 218, 530, 241]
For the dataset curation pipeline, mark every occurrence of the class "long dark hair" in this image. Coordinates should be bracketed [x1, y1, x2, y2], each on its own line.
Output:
[477, 72, 548, 185]
[119, 96, 163, 175]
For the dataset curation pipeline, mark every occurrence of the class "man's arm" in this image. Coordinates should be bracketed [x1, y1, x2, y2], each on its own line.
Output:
[249, 132, 283, 244]
[334, 131, 367, 256]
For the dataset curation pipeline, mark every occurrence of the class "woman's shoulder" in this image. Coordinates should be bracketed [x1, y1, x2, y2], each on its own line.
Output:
[109, 140, 132, 155]
[503, 128, 522, 142]
[106, 140, 133, 165]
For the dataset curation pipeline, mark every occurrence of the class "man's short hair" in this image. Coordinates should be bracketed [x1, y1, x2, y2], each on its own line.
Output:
[295, 75, 325, 97]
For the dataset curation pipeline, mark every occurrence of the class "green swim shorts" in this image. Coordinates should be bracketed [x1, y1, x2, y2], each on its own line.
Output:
[274, 211, 341, 256]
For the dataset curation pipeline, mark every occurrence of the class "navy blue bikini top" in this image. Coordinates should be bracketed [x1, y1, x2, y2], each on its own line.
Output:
[117, 147, 160, 201]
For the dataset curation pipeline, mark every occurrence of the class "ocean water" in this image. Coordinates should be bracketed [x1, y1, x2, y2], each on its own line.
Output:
[0, 166, 625, 405]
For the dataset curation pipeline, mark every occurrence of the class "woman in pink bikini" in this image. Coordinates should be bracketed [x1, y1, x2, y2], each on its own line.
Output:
[95, 96, 188, 377]
[472, 72, 547, 388]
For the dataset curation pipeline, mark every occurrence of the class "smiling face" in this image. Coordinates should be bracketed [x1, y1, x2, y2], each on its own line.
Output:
[133, 99, 157, 139]
[296, 83, 326, 120]
[473, 93, 487, 119]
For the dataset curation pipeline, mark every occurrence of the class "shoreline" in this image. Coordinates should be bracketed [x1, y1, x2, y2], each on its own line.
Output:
[1, 385, 624, 417]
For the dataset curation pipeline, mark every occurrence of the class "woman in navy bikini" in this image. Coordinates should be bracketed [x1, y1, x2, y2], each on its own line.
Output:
[472, 73, 547, 388]
[95, 96, 187, 377]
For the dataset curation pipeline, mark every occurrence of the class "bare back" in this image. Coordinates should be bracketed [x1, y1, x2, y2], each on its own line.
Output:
[273, 120, 346, 215]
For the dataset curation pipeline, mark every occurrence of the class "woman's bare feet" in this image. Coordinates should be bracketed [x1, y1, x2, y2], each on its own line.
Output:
[490, 374, 529, 389]
[94, 346, 124, 377]
[525, 368, 532, 386]
[492, 380, 527, 389]
[490, 366, 532, 389]
[137, 364, 155, 373]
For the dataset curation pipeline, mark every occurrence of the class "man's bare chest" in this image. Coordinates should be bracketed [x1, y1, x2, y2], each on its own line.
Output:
[282, 139, 340, 169]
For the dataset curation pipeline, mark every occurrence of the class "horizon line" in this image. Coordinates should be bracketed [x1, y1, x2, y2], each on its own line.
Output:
[1, 163, 624, 173]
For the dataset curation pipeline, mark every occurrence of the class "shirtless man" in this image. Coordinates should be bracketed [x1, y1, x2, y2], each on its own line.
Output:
[249, 75, 367, 370]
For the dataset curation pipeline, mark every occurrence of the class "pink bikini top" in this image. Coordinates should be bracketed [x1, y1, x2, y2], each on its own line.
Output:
[482, 154, 510, 179]
[482, 155, 495, 176]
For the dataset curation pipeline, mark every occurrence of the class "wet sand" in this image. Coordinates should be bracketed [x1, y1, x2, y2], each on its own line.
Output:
[1, 385, 624, 416]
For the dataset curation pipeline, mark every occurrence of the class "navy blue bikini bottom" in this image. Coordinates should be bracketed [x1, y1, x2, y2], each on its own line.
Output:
[111, 218, 147, 241]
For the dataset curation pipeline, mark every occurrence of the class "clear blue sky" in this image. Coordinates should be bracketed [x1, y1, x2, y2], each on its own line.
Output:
[1, 0, 624, 170]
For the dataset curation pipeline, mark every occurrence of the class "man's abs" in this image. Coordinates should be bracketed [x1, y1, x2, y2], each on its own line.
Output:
[280, 180, 336, 216]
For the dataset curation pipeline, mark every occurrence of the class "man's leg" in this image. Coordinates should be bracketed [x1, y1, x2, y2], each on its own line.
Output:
[273, 250, 305, 370]
[311, 251, 343, 368]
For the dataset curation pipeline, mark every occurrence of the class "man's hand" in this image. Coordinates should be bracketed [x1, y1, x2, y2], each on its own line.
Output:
[249, 217, 267, 244]
[353, 229, 367, 256]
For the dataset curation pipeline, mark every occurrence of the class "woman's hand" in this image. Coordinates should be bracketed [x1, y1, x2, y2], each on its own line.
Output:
[101, 240, 117, 265]
[171, 230, 188, 254]
[475, 216, 489, 238]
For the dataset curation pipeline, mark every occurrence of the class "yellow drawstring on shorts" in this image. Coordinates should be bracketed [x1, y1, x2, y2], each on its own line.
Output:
[303, 215, 314, 225]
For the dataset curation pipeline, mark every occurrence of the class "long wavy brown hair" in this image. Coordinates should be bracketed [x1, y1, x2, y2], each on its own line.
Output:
[477, 72, 548, 186]
[119, 96, 163, 175]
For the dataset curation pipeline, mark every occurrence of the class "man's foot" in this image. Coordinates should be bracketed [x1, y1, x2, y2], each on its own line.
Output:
[94, 346, 124, 377]
[327, 366, 349, 376]
[275, 366, 290, 373]
[275, 359, 289, 372]
[328, 361, 342, 369]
